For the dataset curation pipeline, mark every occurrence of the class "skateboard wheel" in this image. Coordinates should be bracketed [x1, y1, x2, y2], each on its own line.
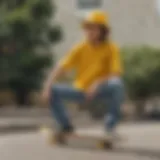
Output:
[48, 133, 56, 145]
[97, 140, 113, 150]
[52, 133, 67, 145]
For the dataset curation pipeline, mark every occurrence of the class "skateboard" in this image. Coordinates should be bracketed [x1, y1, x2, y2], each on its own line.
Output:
[48, 130, 114, 150]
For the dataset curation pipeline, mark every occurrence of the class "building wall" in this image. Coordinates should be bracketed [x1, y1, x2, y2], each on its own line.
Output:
[53, 0, 160, 60]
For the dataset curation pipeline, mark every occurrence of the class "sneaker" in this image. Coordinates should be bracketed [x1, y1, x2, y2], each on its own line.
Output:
[50, 125, 74, 145]
[61, 125, 74, 134]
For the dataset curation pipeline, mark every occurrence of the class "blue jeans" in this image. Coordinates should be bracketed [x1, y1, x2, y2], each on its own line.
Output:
[50, 78, 124, 132]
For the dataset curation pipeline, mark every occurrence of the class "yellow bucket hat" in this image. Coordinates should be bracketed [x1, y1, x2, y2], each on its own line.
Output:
[82, 10, 109, 28]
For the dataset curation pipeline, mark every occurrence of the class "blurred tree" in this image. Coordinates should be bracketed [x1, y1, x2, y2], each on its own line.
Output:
[0, 0, 62, 105]
[122, 46, 160, 117]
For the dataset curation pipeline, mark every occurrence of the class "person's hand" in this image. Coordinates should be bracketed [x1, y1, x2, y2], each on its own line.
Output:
[85, 81, 100, 101]
[41, 87, 51, 105]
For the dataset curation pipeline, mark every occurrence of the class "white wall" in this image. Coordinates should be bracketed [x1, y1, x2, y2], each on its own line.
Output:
[53, 0, 160, 60]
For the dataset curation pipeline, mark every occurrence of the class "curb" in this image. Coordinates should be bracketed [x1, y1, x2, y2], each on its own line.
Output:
[0, 125, 41, 134]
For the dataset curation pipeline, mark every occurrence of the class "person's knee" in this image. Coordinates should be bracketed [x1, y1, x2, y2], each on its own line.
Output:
[108, 80, 123, 97]
[51, 85, 60, 98]
[108, 78, 122, 89]
[50, 86, 62, 106]
[108, 78, 124, 103]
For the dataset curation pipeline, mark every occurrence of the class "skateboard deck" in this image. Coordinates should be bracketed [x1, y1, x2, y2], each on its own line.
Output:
[40, 127, 124, 150]
[48, 130, 117, 150]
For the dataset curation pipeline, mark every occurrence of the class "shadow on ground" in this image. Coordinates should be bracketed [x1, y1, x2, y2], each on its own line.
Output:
[54, 143, 160, 159]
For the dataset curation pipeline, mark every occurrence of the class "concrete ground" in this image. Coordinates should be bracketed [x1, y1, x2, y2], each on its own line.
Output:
[0, 123, 160, 160]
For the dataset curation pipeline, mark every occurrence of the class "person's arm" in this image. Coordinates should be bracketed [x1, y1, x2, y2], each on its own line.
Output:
[42, 44, 82, 102]
[108, 43, 122, 78]
[86, 44, 122, 99]
[96, 43, 122, 83]
[43, 64, 65, 94]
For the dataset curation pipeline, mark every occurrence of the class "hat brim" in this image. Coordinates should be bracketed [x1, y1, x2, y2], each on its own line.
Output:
[82, 20, 109, 29]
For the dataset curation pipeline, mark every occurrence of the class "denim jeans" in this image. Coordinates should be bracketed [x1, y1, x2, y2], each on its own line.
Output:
[50, 78, 124, 132]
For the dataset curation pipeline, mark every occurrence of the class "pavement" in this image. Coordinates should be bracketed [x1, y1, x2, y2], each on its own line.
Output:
[0, 123, 160, 160]
[0, 110, 100, 133]
[0, 108, 160, 160]
[0, 117, 51, 133]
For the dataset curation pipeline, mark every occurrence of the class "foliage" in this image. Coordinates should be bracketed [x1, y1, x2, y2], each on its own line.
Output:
[122, 46, 160, 101]
[0, 0, 62, 105]
[121, 46, 160, 118]
[89, 46, 160, 119]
